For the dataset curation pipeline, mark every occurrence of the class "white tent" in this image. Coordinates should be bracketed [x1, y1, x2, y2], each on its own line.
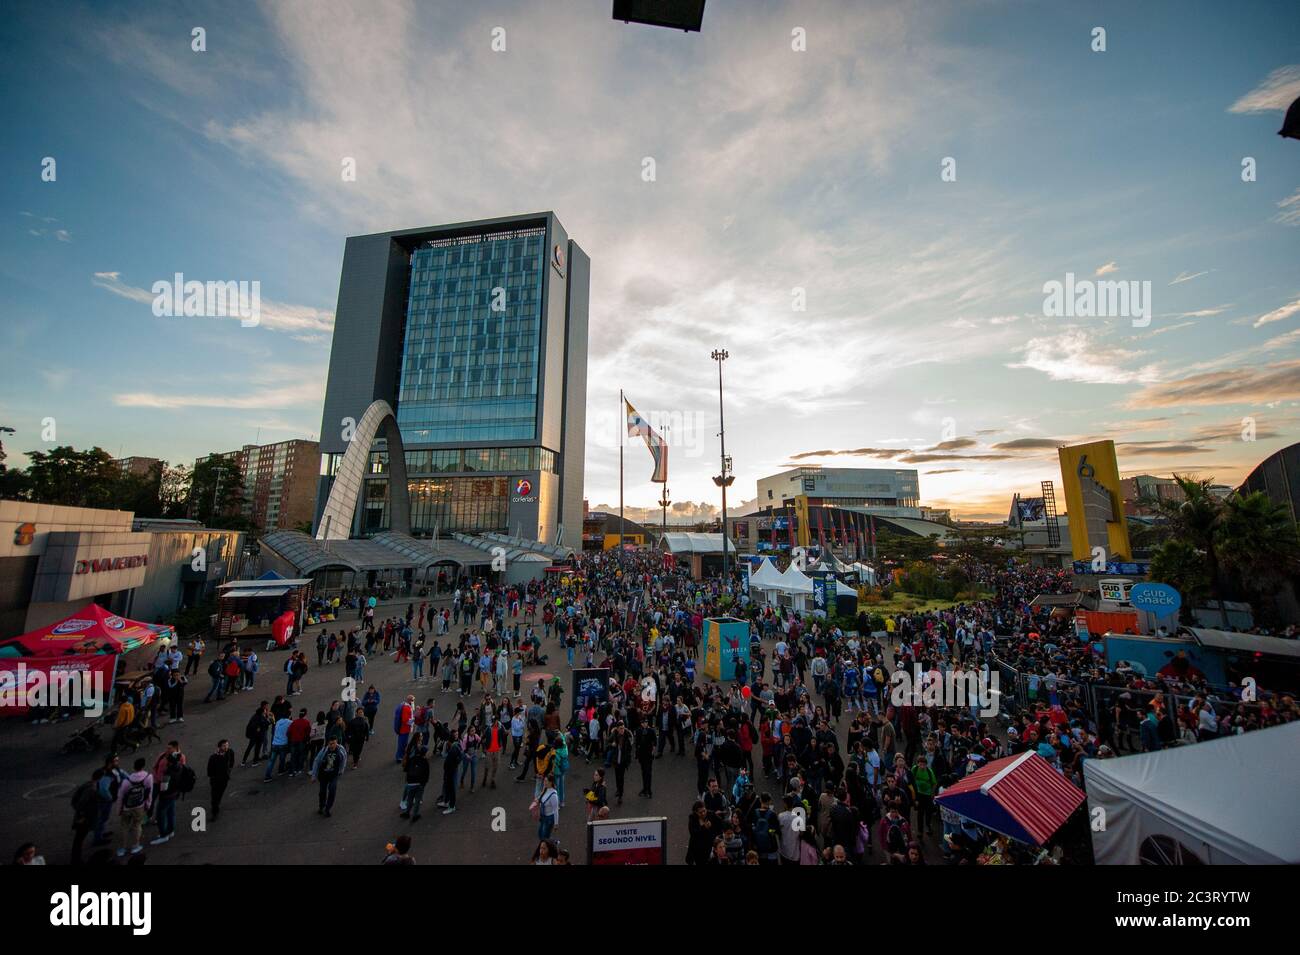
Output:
[1084, 722, 1300, 865]
[777, 564, 814, 593]
[849, 562, 878, 586]
[748, 557, 785, 591]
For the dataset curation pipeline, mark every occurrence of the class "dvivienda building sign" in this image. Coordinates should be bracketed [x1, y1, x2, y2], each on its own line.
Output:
[75, 555, 148, 574]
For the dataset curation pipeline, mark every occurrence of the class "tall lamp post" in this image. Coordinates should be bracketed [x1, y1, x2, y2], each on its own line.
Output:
[710, 349, 734, 589]
[657, 423, 671, 542]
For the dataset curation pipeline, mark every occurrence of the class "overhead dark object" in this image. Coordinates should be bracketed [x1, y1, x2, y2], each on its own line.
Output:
[1280, 95, 1300, 141]
[613, 0, 706, 32]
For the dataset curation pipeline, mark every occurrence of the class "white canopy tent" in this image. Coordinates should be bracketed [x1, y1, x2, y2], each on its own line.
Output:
[1084, 722, 1300, 865]
[777, 564, 814, 593]
[748, 557, 784, 590]
[848, 562, 878, 586]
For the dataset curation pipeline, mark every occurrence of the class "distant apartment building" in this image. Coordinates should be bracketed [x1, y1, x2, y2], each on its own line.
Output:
[1121, 474, 1185, 516]
[116, 456, 162, 477]
[919, 506, 952, 524]
[199, 439, 320, 532]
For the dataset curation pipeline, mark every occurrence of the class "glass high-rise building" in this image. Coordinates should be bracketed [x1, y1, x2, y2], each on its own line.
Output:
[314, 212, 588, 544]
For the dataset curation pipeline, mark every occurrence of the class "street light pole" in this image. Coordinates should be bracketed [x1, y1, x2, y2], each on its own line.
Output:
[657, 422, 671, 542]
[710, 348, 734, 591]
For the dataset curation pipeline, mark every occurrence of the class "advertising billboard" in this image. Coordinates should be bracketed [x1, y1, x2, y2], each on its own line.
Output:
[1058, 440, 1132, 563]
[587, 816, 668, 865]
[702, 616, 750, 681]
[1014, 497, 1046, 522]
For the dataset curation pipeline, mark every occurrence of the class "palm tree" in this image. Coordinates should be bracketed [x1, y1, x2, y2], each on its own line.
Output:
[1148, 476, 1230, 627]
[1217, 491, 1300, 623]
[1150, 538, 1210, 619]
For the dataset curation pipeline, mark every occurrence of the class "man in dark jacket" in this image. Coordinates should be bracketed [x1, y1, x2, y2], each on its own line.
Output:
[207, 739, 235, 819]
[347, 711, 370, 768]
[610, 722, 633, 805]
[438, 731, 463, 815]
[635, 722, 657, 797]
[400, 745, 431, 821]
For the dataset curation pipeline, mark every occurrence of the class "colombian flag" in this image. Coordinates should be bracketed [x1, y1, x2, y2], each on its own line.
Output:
[625, 397, 668, 483]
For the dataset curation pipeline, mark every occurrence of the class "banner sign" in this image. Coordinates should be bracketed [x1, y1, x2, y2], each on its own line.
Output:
[588, 816, 668, 865]
[571, 667, 610, 718]
[1072, 560, 1150, 577]
[1128, 582, 1181, 616]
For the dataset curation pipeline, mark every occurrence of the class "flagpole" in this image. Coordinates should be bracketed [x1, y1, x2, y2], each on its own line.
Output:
[619, 388, 625, 564]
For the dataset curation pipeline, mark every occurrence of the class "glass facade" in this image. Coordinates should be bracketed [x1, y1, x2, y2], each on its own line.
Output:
[366, 448, 558, 475]
[363, 476, 510, 535]
[396, 228, 545, 444]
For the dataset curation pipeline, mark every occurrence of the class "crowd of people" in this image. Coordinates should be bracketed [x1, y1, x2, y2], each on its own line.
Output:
[30, 544, 1298, 867]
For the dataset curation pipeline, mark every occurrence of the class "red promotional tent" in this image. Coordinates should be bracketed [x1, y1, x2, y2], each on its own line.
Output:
[0, 603, 173, 659]
[935, 751, 1086, 846]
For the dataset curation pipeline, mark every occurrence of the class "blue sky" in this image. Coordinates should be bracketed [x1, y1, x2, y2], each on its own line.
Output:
[1, 0, 1297, 520]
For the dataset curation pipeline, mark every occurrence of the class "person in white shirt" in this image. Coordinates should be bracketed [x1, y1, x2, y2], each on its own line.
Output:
[777, 794, 802, 864]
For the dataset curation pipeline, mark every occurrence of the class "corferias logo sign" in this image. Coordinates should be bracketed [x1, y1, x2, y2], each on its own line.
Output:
[14, 522, 36, 545]
[551, 242, 565, 278]
[512, 478, 537, 504]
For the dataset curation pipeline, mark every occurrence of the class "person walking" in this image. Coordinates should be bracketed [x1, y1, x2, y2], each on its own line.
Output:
[115, 757, 153, 858]
[394, 694, 415, 762]
[263, 712, 292, 780]
[207, 739, 235, 819]
[483, 717, 506, 790]
[69, 769, 100, 865]
[636, 720, 657, 798]
[400, 745, 431, 821]
[347, 708, 370, 768]
[438, 730, 463, 815]
[311, 738, 347, 817]
[536, 774, 560, 842]
[184, 636, 205, 676]
[150, 742, 189, 846]
[362, 684, 380, 735]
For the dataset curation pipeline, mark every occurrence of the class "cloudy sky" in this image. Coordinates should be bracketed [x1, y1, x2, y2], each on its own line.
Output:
[2, 0, 1297, 521]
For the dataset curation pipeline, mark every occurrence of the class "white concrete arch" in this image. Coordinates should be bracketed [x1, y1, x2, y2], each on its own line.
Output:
[316, 400, 411, 540]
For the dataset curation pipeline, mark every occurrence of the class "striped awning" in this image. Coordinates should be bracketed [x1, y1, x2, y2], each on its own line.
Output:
[935, 751, 1086, 845]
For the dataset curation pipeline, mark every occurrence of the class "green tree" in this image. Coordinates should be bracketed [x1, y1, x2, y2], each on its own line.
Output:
[1146, 476, 1231, 627]
[115, 460, 164, 517]
[0, 464, 29, 500]
[24, 446, 123, 508]
[189, 455, 248, 529]
[159, 464, 192, 518]
[1217, 491, 1300, 624]
[1149, 538, 1211, 618]
[875, 530, 939, 563]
